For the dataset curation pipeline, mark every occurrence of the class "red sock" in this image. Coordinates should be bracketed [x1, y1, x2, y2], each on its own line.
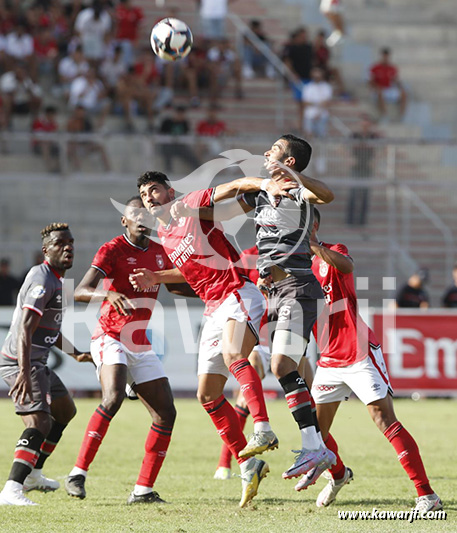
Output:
[325, 433, 346, 480]
[203, 395, 248, 465]
[218, 404, 249, 469]
[384, 421, 433, 497]
[136, 424, 172, 488]
[229, 359, 268, 423]
[75, 405, 113, 471]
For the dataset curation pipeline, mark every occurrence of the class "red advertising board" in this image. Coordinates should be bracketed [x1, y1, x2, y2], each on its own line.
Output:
[373, 311, 457, 396]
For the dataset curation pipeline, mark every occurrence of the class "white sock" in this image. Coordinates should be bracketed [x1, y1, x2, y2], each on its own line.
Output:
[134, 484, 153, 495]
[317, 430, 325, 447]
[69, 467, 88, 478]
[300, 426, 322, 451]
[254, 421, 272, 433]
[4, 480, 23, 492]
[240, 457, 255, 474]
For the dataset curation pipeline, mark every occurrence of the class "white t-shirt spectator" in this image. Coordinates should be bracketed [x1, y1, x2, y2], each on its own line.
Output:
[74, 8, 111, 60]
[0, 71, 42, 104]
[200, 0, 227, 18]
[69, 75, 104, 109]
[58, 56, 90, 83]
[5, 31, 34, 59]
[207, 46, 236, 64]
[302, 81, 332, 119]
[100, 57, 126, 88]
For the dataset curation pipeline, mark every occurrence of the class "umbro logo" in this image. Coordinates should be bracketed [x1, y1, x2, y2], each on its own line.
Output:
[56, 294, 62, 303]
[127, 257, 137, 265]
[88, 431, 102, 440]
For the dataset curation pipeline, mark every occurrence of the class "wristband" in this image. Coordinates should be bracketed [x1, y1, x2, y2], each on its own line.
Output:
[260, 178, 271, 192]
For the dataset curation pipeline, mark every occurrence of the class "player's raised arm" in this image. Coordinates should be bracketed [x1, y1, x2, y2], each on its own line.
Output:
[75, 266, 135, 316]
[270, 164, 334, 204]
[310, 239, 354, 274]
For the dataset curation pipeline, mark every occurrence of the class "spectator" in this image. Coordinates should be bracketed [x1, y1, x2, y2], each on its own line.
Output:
[58, 45, 90, 97]
[242, 19, 274, 79]
[320, 0, 345, 47]
[67, 105, 110, 171]
[282, 27, 314, 102]
[0, 63, 42, 126]
[207, 38, 243, 102]
[159, 105, 201, 173]
[114, 0, 143, 67]
[5, 22, 34, 73]
[31, 104, 60, 173]
[442, 263, 457, 308]
[0, 31, 6, 72]
[301, 67, 332, 137]
[33, 26, 59, 79]
[313, 29, 345, 96]
[198, 0, 233, 41]
[101, 44, 127, 95]
[347, 115, 379, 226]
[196, 104, 228, 156]
[396, 268, 430, 309]
[369, 47, 407, 120]
[0, 258, 20, 306]
[69, 67, 110, 129]
[115, 66, 155, 132]
[74, 0, 111, 66]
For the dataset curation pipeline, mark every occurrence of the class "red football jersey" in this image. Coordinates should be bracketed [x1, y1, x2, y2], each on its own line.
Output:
[312, 242, 379, 367]
[370, 63, 398, 89]
[91, 234, 172, 351]
[157, 188, 249, 315]
[115, 5, 143, 41]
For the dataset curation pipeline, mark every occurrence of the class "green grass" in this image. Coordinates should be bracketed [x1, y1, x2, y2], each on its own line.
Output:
[0, 397, 455, 532]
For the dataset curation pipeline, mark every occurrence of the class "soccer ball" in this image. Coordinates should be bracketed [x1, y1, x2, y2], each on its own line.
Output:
[150, 18, 193, 62]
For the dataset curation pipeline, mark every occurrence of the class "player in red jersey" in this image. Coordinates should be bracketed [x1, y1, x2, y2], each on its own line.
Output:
[130, 171, 293, 507]
[307, 208, 442, 512]
[65, 196, 188, 504]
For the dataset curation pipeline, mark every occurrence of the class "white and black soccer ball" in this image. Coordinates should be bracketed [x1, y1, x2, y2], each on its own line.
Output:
[150, 18, 193, 62]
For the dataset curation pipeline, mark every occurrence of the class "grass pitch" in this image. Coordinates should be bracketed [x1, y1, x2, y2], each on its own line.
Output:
[0, 397, 455, 533]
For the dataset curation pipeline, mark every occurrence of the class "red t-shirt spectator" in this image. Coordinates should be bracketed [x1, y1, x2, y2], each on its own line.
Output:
[370, 63, 398, 89]
[31, 114, 58, 148]
[133, 60, 159, 84]
[115, 4, 143, 41]
[34, 36, 58, 59]
[197, 119, 227, 137]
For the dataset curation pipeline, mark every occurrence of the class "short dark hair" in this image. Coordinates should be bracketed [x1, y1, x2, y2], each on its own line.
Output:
[381, 47, 391, 55]
[137, 171, 171, 190]
[126, 195, 142, 206]
[313, 207, 321, 226]
[279, 133, 312, 171]
[44, 105, 57, 114]
[41, 222, 70, 242]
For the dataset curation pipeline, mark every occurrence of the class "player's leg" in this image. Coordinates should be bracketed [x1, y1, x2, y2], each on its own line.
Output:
[66, 336, 128, 499]
[0, 364, 53, 506]
[126, 348, 176, 504]
[368, 394, 442, 512]
[220, 285, 277, 458]
[215, 347, 267, 479]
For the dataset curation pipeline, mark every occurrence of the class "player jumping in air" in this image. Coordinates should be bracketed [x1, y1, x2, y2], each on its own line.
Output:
[130, 171, 297, 507]
[65, 197, 190, 504]
[308, 208, 442, 512]
[0, 223, 91, 506]
[170, 134, 337, 491]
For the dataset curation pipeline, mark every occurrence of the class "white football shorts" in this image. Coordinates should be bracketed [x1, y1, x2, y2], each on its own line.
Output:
[311, 345, 393, 405]
[198, 282, 266, 378]
[91, 333, 167, 387]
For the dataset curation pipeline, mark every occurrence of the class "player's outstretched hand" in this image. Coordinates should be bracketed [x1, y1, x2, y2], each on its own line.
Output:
[129, 268, 159, 292]
[170, 200, 196, 220]
[9, 371, 33, 405]
[106, 290, 136, 316]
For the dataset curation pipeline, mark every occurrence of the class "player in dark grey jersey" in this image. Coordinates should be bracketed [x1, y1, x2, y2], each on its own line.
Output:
[171, 134, 337, 490]
[0, 223, 90, 506]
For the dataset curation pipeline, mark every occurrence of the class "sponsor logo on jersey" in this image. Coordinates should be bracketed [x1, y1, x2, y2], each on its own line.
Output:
[156, 254, 165, 269]
[127, 257, 137, 265]
[30, 285, 46, 299]
[178, 217, 186, 227]
[319, 261, 329, 277]
[44, 333, 59, 344]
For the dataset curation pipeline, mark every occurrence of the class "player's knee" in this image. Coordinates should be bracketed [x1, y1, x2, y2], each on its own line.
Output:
[222, 351, 241, 367]
[101, 391, 124, 415]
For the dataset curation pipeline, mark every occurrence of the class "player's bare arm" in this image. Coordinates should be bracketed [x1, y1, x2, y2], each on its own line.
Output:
[270, 163, 334, 204]
[75, 266, 135, 316]
[129, 267, 186, 291]
[9, 308, 42, 404]
[310, 238, 354, 274]
[55, 333, 92, 363]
